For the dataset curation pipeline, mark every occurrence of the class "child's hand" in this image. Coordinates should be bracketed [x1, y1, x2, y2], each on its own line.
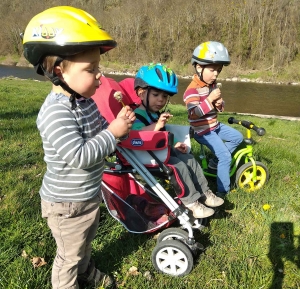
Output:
[108, 106, 135, 139]
[207, 88, 221, 103]
[107, 116, 133, 138]
[213, 97, 224, 112]
[174, 142, 188, 153]
[117, 105, 136, 122]
[155, 113, 173, 131]
[214, 97, 223, 106]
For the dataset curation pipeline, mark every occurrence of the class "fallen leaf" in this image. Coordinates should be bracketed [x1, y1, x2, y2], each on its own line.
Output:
[31, 257, 47, 268]
[143, 271, 152, 280]
[128, 266, 140, 276]
[21, 250, 28, 258]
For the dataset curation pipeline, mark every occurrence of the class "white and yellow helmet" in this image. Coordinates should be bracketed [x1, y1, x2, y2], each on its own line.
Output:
[191, 41, 230, 66]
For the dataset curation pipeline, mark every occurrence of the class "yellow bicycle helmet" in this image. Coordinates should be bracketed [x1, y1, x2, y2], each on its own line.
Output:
[22, 6, 117, 75]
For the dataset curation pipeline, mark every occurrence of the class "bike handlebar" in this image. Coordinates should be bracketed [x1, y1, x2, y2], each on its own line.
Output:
[228, 117, 266, 136]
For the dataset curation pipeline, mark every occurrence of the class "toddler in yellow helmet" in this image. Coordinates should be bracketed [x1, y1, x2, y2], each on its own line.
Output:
[22, 6, 135, 288]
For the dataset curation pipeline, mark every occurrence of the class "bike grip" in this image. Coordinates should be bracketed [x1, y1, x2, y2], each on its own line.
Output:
[228, 117, 239, 124]
[228, 117, 266, 135]
[228, 117, 251, 128]
[248, 123, 266, 135]
[255, 127, 266, 136]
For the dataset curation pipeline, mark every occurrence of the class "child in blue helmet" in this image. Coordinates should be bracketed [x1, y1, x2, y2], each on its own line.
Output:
[132, 63, 224, 219]
[184, 41, 243, 196]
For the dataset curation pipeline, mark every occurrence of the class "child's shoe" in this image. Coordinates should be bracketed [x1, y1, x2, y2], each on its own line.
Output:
[78, 259, 115, 288]
[202, 190, 224, 207]
[216, 192, 228, 199]
[208, 158, 218, 170]
[186, 201, 214, 218]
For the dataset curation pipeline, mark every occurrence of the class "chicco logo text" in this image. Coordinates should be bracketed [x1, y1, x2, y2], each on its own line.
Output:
[131, 139, 143, 146]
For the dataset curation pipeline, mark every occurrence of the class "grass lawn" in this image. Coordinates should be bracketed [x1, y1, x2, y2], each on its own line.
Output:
[0, 78, 299, 289]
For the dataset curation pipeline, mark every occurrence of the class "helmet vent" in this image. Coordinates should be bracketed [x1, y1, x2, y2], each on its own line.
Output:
[155, 68, 163, 82]
[166, 71, 170, 83]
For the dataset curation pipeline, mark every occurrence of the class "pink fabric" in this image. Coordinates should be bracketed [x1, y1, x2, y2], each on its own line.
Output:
[119, 78, 141, 105]
[92, 77, 141, 123]
[92, 77, 125, 123]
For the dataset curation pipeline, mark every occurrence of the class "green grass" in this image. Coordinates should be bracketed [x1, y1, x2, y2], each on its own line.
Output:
[0, 78, 300, 289]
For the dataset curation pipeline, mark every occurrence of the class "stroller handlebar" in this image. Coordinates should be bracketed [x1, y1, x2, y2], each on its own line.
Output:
[228, 117, 266, 136]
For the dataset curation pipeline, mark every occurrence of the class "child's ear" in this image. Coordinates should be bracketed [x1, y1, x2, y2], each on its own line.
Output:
[137, 88, 145, 98]
[196, 64, 203, 73]
[53, 65, 64, 80]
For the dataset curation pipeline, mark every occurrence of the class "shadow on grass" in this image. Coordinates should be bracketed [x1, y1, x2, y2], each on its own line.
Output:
[268, 222, 300, 289]
[212, 198, 234, 220]
[92, 208, 212, 281]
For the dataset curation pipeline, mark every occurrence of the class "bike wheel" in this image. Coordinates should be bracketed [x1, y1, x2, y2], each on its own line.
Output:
[152, 239, 194, 276]
[235, 161, 269, 192]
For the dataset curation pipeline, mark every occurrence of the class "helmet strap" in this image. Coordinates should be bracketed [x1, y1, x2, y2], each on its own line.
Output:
[141, 88, 170, 123]
[142, 88, 159, 123]
[38, 60, 82, 110]
[194, 64, 221, 86]
[194, 65, 208, 85]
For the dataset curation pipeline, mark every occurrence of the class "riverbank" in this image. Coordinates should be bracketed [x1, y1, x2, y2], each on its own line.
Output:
[236, 113, 300, 122]
[1, 56, 300, 86]
[1, 76, 300, 121]
[106, 70, 300, 86]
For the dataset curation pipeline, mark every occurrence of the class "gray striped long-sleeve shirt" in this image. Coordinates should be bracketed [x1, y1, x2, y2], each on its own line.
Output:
[36, 91, 117, 202]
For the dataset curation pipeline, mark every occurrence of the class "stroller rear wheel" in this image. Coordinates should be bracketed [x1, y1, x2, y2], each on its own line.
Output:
[152, 239, 193, 276]
[156, 228, 188, 243]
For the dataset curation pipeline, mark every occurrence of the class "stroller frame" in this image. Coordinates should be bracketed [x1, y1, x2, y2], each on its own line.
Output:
[94, 76, 205, 276]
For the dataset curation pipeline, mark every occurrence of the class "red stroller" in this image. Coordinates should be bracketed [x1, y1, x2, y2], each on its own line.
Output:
[92, 76, 204, 276]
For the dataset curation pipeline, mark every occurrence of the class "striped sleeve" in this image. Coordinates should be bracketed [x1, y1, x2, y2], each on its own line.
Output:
[183, 87, 214, 117]
[37, 103, 116, 169]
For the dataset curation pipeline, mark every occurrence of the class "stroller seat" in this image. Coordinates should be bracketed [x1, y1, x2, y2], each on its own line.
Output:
[92, 75, 204, 276]
[101, 172, 171, 233]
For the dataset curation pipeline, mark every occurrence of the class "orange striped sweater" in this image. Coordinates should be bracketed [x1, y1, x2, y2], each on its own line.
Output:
[183, 74, 224, 136]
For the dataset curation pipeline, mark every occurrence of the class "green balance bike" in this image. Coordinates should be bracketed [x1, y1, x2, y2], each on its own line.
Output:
[199, 117, 269, 192]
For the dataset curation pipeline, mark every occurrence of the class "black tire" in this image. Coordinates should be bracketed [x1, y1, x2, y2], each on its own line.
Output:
[156, 228, 189, 244]
[235, 161, 269, 192]
[152, 239, 194, 276]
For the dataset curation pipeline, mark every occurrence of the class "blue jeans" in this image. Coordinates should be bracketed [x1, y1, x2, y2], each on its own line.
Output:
[194, 123, 243, 193]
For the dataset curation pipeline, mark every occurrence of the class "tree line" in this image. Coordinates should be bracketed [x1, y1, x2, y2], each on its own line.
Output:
[1, 0, 299, 77]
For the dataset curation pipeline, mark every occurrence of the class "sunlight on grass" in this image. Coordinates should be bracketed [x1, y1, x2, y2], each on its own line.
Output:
[0, 79, 299, 289]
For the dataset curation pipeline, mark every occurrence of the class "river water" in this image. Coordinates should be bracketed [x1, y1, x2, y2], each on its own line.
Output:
[1, 64, 300, 117]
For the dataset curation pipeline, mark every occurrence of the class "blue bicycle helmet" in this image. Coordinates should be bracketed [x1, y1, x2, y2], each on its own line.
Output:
[134, 63, 178, 96]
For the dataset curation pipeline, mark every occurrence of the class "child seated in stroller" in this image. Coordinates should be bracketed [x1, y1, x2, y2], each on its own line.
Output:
[131, 63, 224, 218]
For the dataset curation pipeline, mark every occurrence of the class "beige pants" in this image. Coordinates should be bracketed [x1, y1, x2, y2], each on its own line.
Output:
[41, 193, 101, 289]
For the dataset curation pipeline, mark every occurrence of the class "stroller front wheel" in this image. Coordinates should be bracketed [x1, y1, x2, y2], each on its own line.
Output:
[152, 239, 194, 276]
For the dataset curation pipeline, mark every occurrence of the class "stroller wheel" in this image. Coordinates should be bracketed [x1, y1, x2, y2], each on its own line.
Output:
[152, 239, 194, 276]
[156, 228, 188, 244]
